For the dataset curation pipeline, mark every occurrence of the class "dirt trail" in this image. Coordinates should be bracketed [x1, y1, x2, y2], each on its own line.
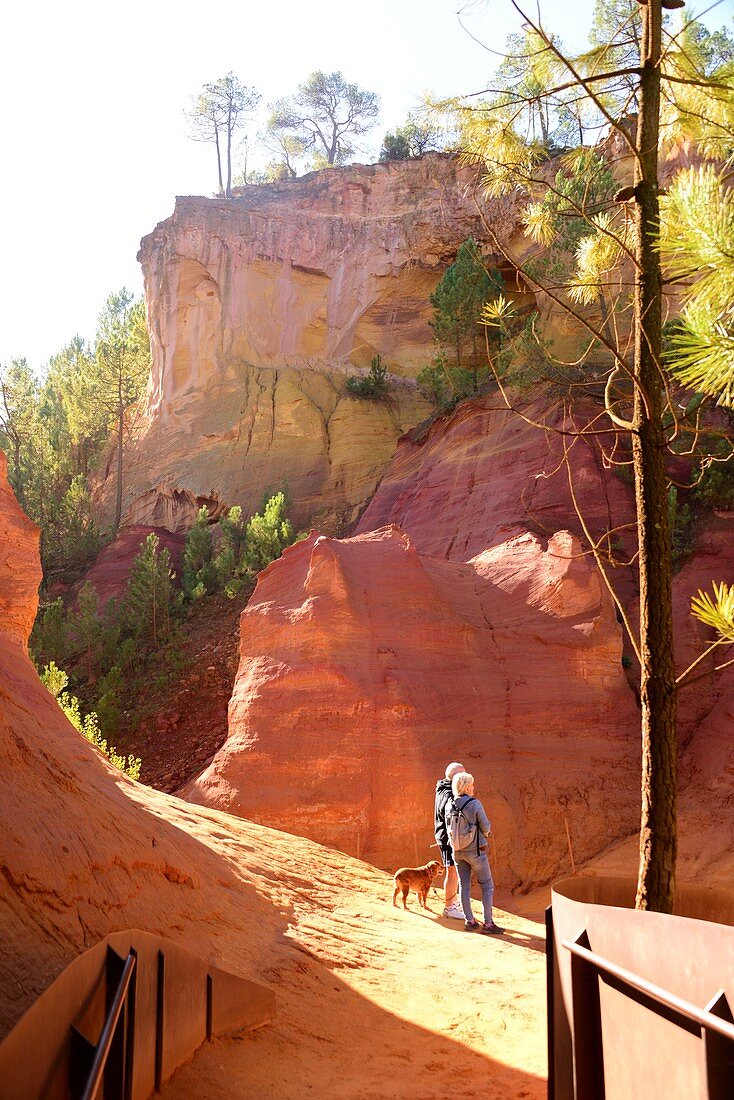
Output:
[157, 821, 548, 1100]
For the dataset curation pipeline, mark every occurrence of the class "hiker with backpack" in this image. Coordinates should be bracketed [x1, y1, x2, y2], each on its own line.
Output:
[434, 761, 466, 920]
[445, 771, 504, 935]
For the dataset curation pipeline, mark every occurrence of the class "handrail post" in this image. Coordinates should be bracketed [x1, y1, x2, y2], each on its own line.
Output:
[545, 905, 555, 1100]
[74, 952, 136, 1100]
[104, 947, 125, 1100]
[154, 950, 165, 1094]
[123, 948, 137, 1100]
[569, 929, 605, 1100]
[704, 991, 734, 1100]
[206, 974, 213, 1043]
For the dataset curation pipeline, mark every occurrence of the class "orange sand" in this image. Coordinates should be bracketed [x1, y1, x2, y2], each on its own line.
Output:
[159, 829, 547, 1100]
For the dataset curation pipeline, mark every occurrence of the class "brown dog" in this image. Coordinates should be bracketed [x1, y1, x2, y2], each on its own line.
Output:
[392, 860, 442, 910]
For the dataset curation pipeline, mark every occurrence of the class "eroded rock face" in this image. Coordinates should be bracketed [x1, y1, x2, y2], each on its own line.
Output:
[139, 156, 518, 402]
[185, 524, 640, 884]
[0, 454, 223, 1029]
[121, 484, 226, 532]
[0, 453, 334, 1035]
[185, 399, 647, 883]
[186, 394, 734, 884]
[356, 396, 637, 561]
[103, 155, 530, 531]
[0, 453, 41, 650]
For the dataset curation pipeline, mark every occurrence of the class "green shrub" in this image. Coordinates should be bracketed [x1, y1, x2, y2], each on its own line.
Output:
[693, 463, 734, 510]
[245, 491, 295, 571]
[182, 506, 217, 598]
[30, 598, 69, 668]
[224, 577, 245, 599]
[213, 504, 248, 589]
[123, 533, 176, 646]
[346, 355, 390, 400]
[94, 665, 124, 734]
[41, 661, 141, 780]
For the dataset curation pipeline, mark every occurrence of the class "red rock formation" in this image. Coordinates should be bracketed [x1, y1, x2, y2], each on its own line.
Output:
[185, 397, 645, 884]
[80, 524, 186, 607]
[0, 452, 374, 1038]
[186, 395, 734, 885]
[120, 483, 225, 532]
[357, 396, 636, 561]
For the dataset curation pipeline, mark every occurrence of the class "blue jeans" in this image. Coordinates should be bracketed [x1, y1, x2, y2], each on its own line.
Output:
[456, 849, 494, 925]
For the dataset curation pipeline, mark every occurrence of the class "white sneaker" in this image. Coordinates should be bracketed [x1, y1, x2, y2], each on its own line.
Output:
[442, 903, 465, 920]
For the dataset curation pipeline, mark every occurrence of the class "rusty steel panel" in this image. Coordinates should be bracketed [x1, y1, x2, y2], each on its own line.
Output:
[549, 876, 734, 1100]
[0, 930, 276, 1100]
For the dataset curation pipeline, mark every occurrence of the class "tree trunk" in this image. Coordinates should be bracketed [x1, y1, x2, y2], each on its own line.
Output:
[114, 394, 123, 535]
[633, 0, 678, 913]
[214, 127, 224, 196]
[226, 103, 233, 197]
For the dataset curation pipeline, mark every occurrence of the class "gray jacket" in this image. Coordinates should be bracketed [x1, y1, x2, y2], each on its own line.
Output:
[445, 794, 491, 853]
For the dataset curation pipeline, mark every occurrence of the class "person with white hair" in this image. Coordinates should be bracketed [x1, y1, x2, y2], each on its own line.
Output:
[446, 770, 504, 935]
[433, 761, 466, 919]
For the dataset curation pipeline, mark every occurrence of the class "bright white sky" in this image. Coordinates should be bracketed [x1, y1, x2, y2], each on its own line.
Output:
[1, 0, 731, 370]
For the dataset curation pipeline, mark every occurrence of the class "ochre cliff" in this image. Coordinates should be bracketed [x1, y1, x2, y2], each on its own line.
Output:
[185, 395, 734, 886]
[0, 451, 381, 1035]
[0, 453, 554, 1100]
[185, 398, 644, 883]
[105, 155, 530, 530]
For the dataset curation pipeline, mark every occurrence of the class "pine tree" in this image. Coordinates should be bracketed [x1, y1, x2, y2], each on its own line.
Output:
[245, 492, 295, 571]
[182, 506, 216, 598]
[214, 504, 248, 589]
[93, 291, 151, 533]
[439, 0, 734, 911]
[429, 239, 502, 395]
[124, 533, 175, 647]
[71, 581, 103, 681]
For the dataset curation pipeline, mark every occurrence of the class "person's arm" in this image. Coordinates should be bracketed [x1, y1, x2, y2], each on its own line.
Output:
[475, 800, 491, 837]
[435, 792, 449, 846]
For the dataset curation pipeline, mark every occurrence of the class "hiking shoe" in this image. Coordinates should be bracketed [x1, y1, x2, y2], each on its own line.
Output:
[480, 922, 505, 936]
[464, 920, 480, 931]
[443, 904, 465, 920]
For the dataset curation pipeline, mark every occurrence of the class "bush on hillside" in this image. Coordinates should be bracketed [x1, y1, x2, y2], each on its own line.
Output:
[41, 661, 141, 780]
[346, 355, 390, 400]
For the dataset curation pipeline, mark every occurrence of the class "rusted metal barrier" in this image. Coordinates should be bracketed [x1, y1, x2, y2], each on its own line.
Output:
[0, 930, 276, 1100]
[72, 947, 138, 1100]
[547, 877, 734, 1099]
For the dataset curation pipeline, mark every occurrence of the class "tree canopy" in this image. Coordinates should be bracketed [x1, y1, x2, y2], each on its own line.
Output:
[435, 0, 734, 911]
[267, 71, 380, 167]
[379, 113, 444, 161]
[189, 72, 261, 196]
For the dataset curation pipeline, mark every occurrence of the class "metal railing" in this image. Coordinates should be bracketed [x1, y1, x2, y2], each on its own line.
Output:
[563, 928, 734, 1100]
[0, 929, 277, 1100]
[71, 948, 137, 1100]
[547, 890, 734, 1100]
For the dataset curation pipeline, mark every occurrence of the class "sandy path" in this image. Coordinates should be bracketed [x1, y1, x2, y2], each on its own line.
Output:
[158, 827, 548, 1100]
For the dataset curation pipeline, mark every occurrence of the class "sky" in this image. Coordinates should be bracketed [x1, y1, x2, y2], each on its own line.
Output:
[1, 0, 732, 370]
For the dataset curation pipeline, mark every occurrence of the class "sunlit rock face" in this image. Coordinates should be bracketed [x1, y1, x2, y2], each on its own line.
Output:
[185, 393, 734, 885]
[139, 155, 519, 404]
[109, 155, 530, 530]
[0, 453, 209, 1030]
[0, 452, 41, 652]
[0, 452, 289, 1035]
[184, 398, 644, 885]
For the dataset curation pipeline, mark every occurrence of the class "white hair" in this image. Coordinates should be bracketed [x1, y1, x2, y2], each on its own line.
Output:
[445, 761, 465, 780]
[452, 771, 474, 797]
